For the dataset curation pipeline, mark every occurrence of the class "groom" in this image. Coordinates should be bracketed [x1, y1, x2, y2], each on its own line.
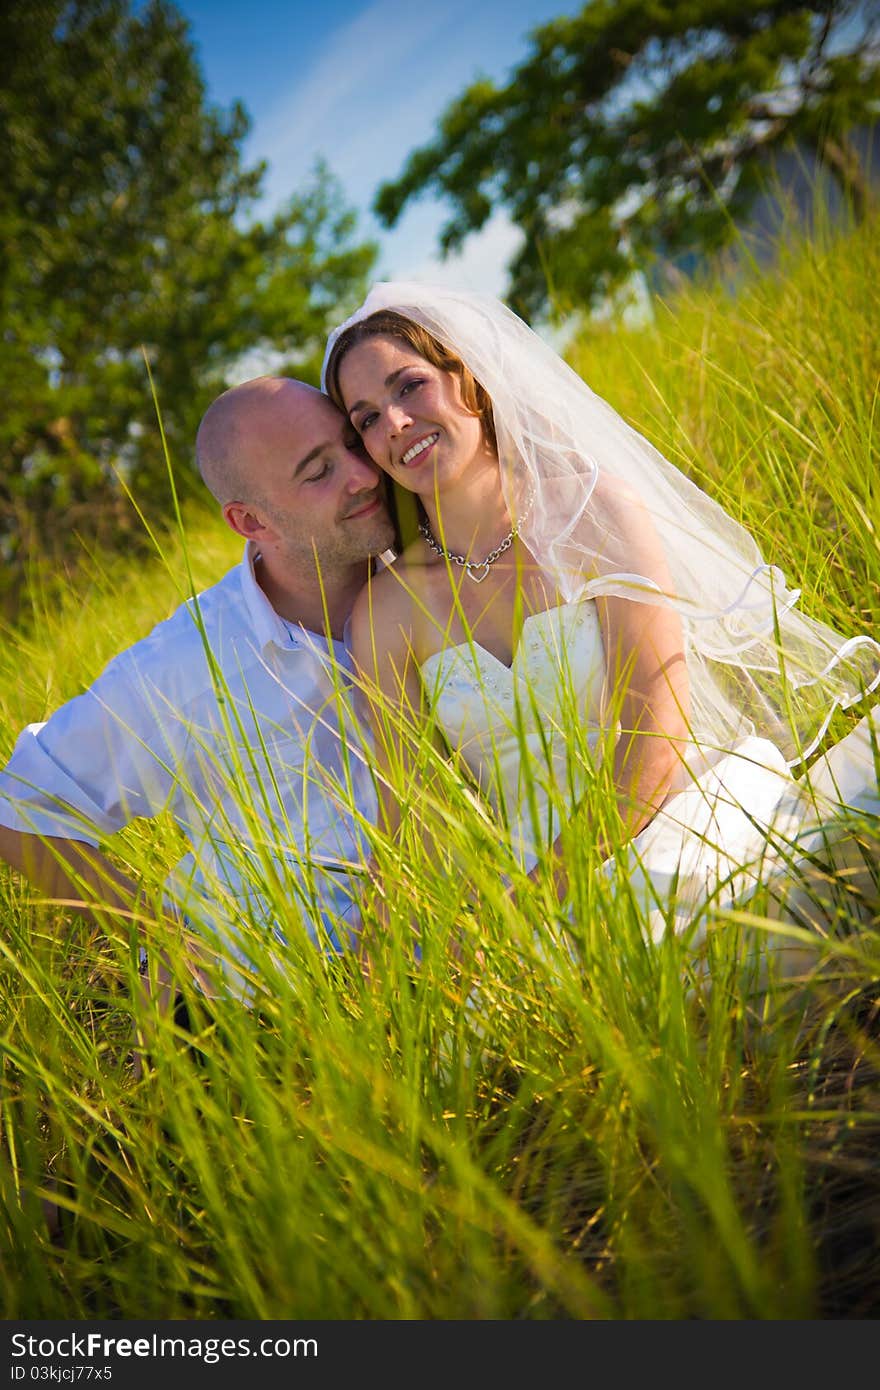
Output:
[0, 376, 396, 995]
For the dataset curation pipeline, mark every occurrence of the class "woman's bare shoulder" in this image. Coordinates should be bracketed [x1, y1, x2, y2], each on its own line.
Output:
[360, 548, 431, 608]
[350, 556, 424, 659]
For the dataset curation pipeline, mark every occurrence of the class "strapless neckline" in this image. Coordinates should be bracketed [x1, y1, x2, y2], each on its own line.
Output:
[417, 598, 606, 871]
[420, 600, 589, 678]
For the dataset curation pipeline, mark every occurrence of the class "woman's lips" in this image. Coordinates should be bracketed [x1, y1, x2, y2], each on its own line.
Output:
[399, 432, 439, 467]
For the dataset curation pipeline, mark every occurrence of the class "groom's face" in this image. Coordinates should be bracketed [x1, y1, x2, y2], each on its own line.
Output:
[237, 385, 395, 570]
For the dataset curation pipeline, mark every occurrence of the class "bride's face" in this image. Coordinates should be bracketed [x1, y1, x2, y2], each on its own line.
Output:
[337, 335, 489, 494]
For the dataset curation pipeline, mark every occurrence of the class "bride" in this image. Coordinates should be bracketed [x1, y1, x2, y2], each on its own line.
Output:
[322, 282, 880, 965]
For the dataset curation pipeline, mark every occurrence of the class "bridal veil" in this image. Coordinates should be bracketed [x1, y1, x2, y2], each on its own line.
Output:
[323, 282, 880, 765]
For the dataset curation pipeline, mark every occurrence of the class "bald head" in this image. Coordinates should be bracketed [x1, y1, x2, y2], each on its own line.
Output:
[195, 376, 328, 506]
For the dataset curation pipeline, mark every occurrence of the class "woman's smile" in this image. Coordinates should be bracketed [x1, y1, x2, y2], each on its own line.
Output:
[399, 432, 439, 467]
[337, 335, 487, 490]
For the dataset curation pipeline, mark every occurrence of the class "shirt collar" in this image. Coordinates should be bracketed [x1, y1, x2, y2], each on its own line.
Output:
[239, 542, 364, 661]
[240, 542, 302, 652]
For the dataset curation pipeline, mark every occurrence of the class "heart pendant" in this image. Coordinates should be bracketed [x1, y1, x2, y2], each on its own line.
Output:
[467, 563, 491, 583]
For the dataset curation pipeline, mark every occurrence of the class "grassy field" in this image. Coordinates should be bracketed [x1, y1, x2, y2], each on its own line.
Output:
[1, 209, 878, 1320]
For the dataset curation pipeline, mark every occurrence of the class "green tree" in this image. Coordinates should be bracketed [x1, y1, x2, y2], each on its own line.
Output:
[375, 1, 880, 317]
[0, 0, 376, 609]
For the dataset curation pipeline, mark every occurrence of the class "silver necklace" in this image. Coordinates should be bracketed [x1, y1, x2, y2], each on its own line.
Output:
[418, 486, 535, 584]
[418, 519, 517, 583]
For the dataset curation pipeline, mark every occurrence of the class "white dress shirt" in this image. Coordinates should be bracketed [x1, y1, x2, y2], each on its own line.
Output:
[0, 544, 378, 987]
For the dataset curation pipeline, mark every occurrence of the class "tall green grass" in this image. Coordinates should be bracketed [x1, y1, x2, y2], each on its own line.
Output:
[1, 209, 878, 1319]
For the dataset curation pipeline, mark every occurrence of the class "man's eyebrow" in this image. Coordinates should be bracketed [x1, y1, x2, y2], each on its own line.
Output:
[292, 443, 325, 478]
[347, 367, 407, 418]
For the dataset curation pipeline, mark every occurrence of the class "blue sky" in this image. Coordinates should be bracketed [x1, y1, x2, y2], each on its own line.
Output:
[175, 0, 584, 296]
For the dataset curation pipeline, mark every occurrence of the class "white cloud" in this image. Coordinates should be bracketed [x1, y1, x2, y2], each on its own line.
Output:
[255, 0, 478, 208]
[380, 209, 524, 300]
[246, 0, 587, 307]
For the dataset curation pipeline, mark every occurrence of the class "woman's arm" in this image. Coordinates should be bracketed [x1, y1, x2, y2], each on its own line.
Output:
[349, 570, 450, 965]
[596, 587, 690, 840]
[536, 479, 691, 897]
[350, 571, 431, 838]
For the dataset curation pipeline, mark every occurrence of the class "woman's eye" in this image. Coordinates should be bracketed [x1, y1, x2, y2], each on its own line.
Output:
[358, 411, 378, 431]
[399, 378, 424, 397]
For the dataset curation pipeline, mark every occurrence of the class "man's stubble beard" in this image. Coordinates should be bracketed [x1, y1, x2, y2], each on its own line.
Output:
[276, 506, 396, 578]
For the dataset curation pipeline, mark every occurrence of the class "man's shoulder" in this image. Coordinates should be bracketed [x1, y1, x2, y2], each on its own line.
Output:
[114, 560, 250, 691]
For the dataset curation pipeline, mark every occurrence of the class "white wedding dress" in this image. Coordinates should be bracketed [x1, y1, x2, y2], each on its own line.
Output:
[421, 599, 880, 973]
